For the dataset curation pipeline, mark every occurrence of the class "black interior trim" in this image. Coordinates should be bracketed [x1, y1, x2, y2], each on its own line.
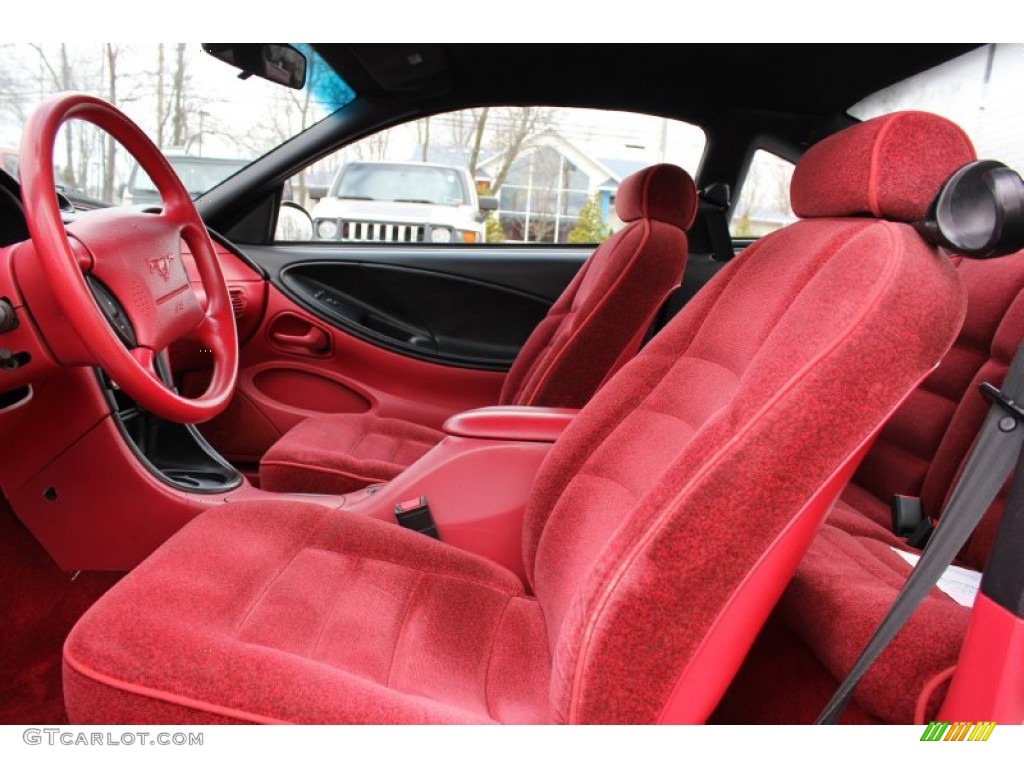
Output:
[244, 243, 587, 370]
[277, 259, 555, 370]
[98, 364, 242, 494]
[246, 242, 586, 301]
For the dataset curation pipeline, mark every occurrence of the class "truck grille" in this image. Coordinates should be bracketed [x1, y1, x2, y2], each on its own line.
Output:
[341, 221, 425, 243]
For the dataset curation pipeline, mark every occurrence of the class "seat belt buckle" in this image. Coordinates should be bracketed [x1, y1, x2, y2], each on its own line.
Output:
[891, 494, 934, 548]
[906, 517, 934, 550]
[395, 495, 440, 539]
[891, 494, 924, 536]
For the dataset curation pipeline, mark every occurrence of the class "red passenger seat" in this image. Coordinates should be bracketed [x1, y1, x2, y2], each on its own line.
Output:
[715, 250, 1024, 724]
[63, 112, 969, 724]
[259, 164, 697, 494]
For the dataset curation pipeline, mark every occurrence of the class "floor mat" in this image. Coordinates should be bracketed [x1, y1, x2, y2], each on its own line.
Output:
[0, 498, 122, 724]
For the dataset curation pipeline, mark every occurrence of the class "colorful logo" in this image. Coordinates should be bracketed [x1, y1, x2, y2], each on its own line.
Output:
[921, 721, 996, 742]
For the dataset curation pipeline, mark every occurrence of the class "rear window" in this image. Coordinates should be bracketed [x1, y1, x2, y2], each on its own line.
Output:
[850, 44, 1024, 173]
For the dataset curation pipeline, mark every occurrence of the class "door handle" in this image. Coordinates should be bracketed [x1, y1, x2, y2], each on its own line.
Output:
[270, 327, 330, 353]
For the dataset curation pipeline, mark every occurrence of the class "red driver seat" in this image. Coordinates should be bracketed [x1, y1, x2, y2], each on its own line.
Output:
[63, 112, 971, 724]
[259, 164, 697, 494]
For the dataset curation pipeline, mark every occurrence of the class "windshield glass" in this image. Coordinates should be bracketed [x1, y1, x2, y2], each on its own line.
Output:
[334, 163, 469, 205]
[132, 157, 251, 195]
[0, 43, 355, 206]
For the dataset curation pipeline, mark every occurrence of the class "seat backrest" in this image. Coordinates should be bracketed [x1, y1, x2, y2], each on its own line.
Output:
[499, 164, 696, 408]
[521, 111, 975, 723]
[852, 250, 1024, 568]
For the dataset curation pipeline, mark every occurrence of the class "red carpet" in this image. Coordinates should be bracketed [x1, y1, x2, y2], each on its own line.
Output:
[0, 497, 122, 723]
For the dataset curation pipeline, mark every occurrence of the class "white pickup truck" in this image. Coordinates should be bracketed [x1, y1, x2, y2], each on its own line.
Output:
[311, 160, 498, 244]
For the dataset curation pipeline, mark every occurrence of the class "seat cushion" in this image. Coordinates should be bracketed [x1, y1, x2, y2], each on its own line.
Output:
[778, 498, 971, 724]
[715, 491, 972, 725]
[259, 413, 444, 494]
[64, 502, 551, 724]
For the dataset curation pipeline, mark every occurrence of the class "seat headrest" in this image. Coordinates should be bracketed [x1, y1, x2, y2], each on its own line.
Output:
[615, 164, 698, 230]
[915, 160, 1024, 259]
[791, 111, 976, 223]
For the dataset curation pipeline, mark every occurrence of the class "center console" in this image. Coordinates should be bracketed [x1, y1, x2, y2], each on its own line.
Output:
[343, 406, 578, 582]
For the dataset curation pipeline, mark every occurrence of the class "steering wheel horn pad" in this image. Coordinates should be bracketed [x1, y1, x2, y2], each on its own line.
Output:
[19, 92, 237, 423]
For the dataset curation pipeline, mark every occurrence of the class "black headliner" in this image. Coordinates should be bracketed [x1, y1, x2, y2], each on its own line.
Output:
[315, 44, 979, 126]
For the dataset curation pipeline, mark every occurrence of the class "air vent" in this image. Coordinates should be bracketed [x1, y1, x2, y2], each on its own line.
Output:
[229, 288, 247, 318]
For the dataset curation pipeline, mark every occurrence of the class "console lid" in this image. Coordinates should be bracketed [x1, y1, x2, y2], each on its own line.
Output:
[443, 406, 578, 443]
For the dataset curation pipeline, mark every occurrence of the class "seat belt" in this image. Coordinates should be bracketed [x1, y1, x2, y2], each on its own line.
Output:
[816, 341, 1024, 724]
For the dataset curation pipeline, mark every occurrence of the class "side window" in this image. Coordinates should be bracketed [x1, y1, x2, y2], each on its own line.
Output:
[730, 150, 796, 238]
[277, 107, 705, 244]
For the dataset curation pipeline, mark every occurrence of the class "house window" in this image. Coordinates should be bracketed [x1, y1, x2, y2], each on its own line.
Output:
[279, 107, 705, 244]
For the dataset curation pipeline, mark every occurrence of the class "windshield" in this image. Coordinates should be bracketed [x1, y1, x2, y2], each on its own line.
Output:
[131, 157, 251, 196]
[0, 43, 355, 205]
[334, 163, 469, 206]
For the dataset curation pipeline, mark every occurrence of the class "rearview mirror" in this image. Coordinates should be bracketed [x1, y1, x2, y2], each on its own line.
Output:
[479, 196, 499, 212]
[202, 44, 307, 90]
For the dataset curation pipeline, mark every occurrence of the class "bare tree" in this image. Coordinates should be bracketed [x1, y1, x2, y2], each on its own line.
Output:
[351, 130, 390, 161]
[0, 44, 36, 129]
[442, 108, 477, 152]
[468, 107, 489, 176]
[101, 44, 118, 201]
[417, 116, 430, 162]
[30, 43, 77, 187]
[171, 43, 188, 147]
[431, 107, 490, 175]
[156, 44, 166, 148]
[486, 107, 555, 194]
[521, 146, 563, 242]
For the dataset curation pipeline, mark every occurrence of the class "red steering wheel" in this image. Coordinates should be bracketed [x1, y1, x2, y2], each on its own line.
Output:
[19, 93, 238, 423]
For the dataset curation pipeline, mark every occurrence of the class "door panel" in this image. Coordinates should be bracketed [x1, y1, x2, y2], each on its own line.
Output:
[181, 244, 588, 466]
[247, 244, 588, 370]
[182, 285, 509, 465]
[246, 244, 587, 305]
[265, 312, 334, 358]
[279, 261, 550, 367]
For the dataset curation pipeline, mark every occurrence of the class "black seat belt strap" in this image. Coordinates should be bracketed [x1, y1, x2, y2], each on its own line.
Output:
[816, 341, 1024, 724]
